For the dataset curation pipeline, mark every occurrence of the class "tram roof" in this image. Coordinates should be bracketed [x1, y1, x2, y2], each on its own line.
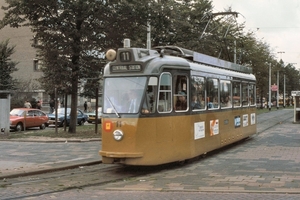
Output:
[153, 46, 252, 74]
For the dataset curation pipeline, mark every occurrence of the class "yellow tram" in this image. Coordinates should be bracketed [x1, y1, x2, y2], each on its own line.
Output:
[99, 39, 256, 166]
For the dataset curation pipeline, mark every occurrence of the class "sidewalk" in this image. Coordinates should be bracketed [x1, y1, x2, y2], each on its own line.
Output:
[0, 109, 294, 179]
[0, 140, 102, 179]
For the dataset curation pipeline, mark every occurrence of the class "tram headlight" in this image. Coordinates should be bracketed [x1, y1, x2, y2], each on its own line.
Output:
[113, 130, 124, 141]
[106, 49, 116, 61]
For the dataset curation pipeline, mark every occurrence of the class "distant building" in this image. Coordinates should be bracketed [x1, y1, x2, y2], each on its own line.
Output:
[0, 0, 46, 104]
[0, 1, 102, 110]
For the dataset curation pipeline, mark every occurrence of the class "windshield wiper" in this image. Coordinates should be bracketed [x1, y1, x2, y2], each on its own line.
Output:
[106, 97, 120, 118]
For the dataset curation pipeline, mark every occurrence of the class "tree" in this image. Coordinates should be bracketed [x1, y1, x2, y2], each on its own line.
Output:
[0, 0, 154, 133]
[1, 1, 113, 133]
[0, 39, 18, 91]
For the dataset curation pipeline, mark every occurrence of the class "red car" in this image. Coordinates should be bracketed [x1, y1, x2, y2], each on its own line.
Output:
[10, 108, 49, 132]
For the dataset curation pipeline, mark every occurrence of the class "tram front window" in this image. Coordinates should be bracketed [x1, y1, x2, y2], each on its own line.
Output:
[103, 77, 147, 114]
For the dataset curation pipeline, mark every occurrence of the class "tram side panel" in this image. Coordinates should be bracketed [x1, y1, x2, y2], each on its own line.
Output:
[219, 108, 257, 147]
[191, 112, 222, 156]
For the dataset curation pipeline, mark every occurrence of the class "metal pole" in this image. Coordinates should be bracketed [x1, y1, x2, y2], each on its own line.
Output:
[146, 3, 151, 49]
[234, 40, 236, 64]
[55, 87, 58, 134]
[147, 22, 151, 49]
[64, 94, 67, 131]
[95, 87, 99, 134]
[277, 70, 279, 109]
[269, 64, 272, 111]
[284, 74, 286, 108]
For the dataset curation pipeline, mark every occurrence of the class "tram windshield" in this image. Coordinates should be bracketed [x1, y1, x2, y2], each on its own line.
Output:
[103, 77, 147, 114]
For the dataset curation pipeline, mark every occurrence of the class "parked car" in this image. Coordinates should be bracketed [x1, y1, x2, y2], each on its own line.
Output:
[10, 108, 49, 132]
[86, 107, 102, 124]
[47, 108, 88, 127]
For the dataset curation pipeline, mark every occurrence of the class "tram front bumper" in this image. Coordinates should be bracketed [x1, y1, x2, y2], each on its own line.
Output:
[99, 151, 143, 158]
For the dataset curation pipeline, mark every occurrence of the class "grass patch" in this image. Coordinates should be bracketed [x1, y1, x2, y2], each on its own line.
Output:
[1, 107, 293, 140]
[0, 124, 101, 139]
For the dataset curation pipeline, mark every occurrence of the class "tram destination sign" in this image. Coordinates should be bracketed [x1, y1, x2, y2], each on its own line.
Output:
[291, 91, 300, 96]
[111, 64, 142, 72]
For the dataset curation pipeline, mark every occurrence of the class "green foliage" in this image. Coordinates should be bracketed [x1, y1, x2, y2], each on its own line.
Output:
[0, 39, 18, 90]
[1, 0, 112, 133]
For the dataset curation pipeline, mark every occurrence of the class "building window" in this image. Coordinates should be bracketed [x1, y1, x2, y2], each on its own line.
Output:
[33, 59, 42, 71]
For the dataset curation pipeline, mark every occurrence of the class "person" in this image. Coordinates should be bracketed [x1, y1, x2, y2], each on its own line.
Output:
[226, 96, 232, 107]
[24, 100, 32, 108]
[191, 95, 201, 110]
[128, 90, 138, 113]
[87, 101, 92, 112]
[84, 101, 87, 112]
[175, 91, 187, 110]
[49, 99, 55, 113]
[36, 101, 42, 109]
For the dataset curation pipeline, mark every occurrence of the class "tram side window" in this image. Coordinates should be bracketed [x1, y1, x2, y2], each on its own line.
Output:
[207, 78, 219, 109]
[242, 82, 249, 106]
[249, 83, 256, 106]
[233, 82, 241, 107]
[158, 73, 172, 113]
[220, 80, 232, 108]
[174, 75, 188, 111]
[142, 77, 158, 114]
[191, 76, 205, 110]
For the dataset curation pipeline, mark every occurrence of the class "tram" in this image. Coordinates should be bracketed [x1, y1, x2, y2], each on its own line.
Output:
[99, 39, 256, 166]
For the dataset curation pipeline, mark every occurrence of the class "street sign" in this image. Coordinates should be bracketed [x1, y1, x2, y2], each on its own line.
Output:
[291, 91, 300, 96]
[271, 84, 278, 92]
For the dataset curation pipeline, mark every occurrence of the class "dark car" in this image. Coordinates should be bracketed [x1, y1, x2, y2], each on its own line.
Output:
[10, 108, 49, 131]
[47, 108, 88, 127]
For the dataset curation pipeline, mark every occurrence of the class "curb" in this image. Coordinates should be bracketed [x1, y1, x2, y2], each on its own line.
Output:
[0, 160, 102, 179]
[0, 138, 101, 143]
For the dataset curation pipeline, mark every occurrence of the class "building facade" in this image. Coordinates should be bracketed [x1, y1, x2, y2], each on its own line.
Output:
[0, 0, 46, 105]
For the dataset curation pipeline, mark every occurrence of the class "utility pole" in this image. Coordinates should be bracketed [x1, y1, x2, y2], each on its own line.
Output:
[146, 3, 151, 49]
[277, 51, 285, 109]
[277, 70, 279, 109]
[269, 64, 272, 111]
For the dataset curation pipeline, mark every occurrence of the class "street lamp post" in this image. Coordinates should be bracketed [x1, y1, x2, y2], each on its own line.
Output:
[284, 74, 286, 108]
[269, 64, 272, 111]
[277, 70, 279, 109]
[277, 51, 285, 109]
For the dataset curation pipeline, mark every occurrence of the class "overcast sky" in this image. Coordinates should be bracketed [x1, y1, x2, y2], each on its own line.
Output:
[212, 0, 300, 69]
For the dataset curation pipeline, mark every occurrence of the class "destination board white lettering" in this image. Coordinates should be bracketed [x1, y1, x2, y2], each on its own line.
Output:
[111, 65, 127, 71]
[128, 65, 141, 71]
[111, 65, 141, 72]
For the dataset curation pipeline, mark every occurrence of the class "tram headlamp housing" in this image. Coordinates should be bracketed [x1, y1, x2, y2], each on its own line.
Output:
[113, 130, 124, 141]
[106, 49, 116, 61]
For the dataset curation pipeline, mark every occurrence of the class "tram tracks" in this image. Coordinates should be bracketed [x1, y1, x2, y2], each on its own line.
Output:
[1, 163, 152, 200]
[1, 109, 293, 199]
[256, 109, 293, 134]
[1, 161, 178, 200]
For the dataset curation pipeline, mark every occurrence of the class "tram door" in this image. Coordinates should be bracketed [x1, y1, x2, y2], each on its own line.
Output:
[156, 70, 190, 147]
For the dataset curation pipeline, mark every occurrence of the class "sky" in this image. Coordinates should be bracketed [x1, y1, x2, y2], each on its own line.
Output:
[212, 0, 300, 69]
